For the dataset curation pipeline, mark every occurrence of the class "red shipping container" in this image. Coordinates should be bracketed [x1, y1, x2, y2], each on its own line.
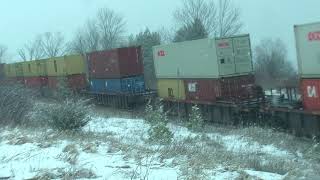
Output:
[87, 46, 143, 79]
[301, 79, 320, 111]
[48, 77, 58, 89]
[184, 75, 256, 103]
[24, 77, 48, 88]
[67, 74, 87, 91]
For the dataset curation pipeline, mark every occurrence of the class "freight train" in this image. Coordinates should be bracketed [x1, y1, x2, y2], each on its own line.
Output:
[0, 23, 320, 138]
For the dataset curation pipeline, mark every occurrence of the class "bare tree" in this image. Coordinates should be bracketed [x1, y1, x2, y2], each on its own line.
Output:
[41, 32, 68, 58]
[174, 0, 242, 37]
[0, 45, 8, 63]
[69, 30, 87, 55]
[216, 0, 242, 37]
[85, 19, 100, 52]
[18, 36, 44, 61]
[158, 27, 175, 44]
[254, 38, 297, 89]
[97, 7, 126, 50]
[70, 19, 100, 54]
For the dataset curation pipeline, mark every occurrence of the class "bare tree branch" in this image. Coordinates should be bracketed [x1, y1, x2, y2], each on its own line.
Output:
[174, 0, 242, 37]
[158, 27, 175, 44]
[217, 0, 242, 37]
[70, 19, 100, 54]
[175, 0, 217, 35]
[254, 38, 297, 89]
[40, 32, 67, 58]
[0, 45, 8, 63]
[18, 36, 44, 61]
[97, 7, 126, 50]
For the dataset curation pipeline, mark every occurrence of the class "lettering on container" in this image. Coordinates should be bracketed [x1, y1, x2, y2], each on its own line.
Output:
[188, 82, 197, 92]
[308, 32, 320, 41]
[307, 86, 318, 98]
[158, 50, 166, 57]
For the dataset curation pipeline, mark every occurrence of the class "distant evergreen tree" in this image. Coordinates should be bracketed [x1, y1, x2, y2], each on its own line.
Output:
[174, 18, 208, 42]
[134, 29, 161, 90]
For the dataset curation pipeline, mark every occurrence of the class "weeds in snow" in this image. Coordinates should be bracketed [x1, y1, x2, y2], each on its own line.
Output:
[0, 84, 34, 126]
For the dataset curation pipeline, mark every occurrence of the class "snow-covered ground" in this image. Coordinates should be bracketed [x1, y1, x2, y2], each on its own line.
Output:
[0, 114, 319, 179]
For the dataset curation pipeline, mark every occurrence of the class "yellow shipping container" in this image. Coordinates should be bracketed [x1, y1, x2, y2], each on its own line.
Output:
[4, 64, 16, 77]
[35, 60, 48, 76]
[14, 62, 24, 77]
[46, 56, 67, 76]
[22, 61, 38, 77]
[157, 79, 186, 100]
[65, 54, 86, 75]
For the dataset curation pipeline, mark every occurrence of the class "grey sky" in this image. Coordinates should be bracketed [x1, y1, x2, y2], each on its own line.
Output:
[0, 0, 319, 66]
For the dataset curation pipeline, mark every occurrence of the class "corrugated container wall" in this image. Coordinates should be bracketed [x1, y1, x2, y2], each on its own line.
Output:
[24, 77, 48, 88]
[301, 79, 320, 111]
[184, 75, 256, 103]
[67, 74, 87, 91]
[36, 60, 47, 76]
[46, 57, 66, 76]
[23, 61, 39, 77]
[65, 55, 86, 75]
[90, 75, 145, 94]
[4, 64, 16, 77]
[87, 47, 143, 79]
[15, 63, 24, 77]
[153, 34, 253, 79]
[157, 79, 186, 100]
[295, 22, 320, 78]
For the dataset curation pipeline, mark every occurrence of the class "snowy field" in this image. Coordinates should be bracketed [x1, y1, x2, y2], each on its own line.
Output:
[0, 110, 320, 179]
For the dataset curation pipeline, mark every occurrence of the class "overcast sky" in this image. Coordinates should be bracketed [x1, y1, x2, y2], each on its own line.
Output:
[1, 0, 319, 66]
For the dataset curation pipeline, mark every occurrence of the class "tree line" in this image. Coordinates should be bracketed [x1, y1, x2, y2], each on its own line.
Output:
[0, 0, 297, 89]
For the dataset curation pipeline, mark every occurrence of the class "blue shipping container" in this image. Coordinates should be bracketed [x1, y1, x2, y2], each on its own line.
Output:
[90, 75, 145, 94]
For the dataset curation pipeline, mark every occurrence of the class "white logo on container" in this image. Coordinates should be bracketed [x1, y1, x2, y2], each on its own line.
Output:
[105, 81, 108, 87]
[307, 86, 318, 98]
[188, 83, 197, 92]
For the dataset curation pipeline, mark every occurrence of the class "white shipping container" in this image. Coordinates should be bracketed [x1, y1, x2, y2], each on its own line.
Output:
[153, 34, 253, 79]
[295, 22, 320, 78]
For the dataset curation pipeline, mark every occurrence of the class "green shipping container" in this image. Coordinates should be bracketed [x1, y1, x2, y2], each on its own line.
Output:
[65, 54, 86, 75]
[157, 79, 186, 100]
[46, 57, 67, 76]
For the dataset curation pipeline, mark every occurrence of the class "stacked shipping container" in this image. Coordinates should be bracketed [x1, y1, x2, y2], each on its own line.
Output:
[153, 34, 255, 103]
[295, 22, 320, 111]
[3, 54, 88, 91]
[87, 46, 145, 94]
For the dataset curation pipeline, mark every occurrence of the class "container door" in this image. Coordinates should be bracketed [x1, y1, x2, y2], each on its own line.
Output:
[215, 38, 235, 76]
[233, 36, 253, 74]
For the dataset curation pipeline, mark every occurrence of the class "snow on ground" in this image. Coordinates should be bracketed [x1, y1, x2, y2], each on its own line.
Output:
[0, 116, 301, 179]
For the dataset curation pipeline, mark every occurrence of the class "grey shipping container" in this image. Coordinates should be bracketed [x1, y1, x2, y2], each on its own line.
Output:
[153, 34, 253, 79]
[295, 22, 320, 78]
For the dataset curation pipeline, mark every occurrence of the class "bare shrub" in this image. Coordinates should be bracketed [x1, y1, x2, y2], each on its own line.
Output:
[0, 84, 34, 126]
[43, 99, 92, 131]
